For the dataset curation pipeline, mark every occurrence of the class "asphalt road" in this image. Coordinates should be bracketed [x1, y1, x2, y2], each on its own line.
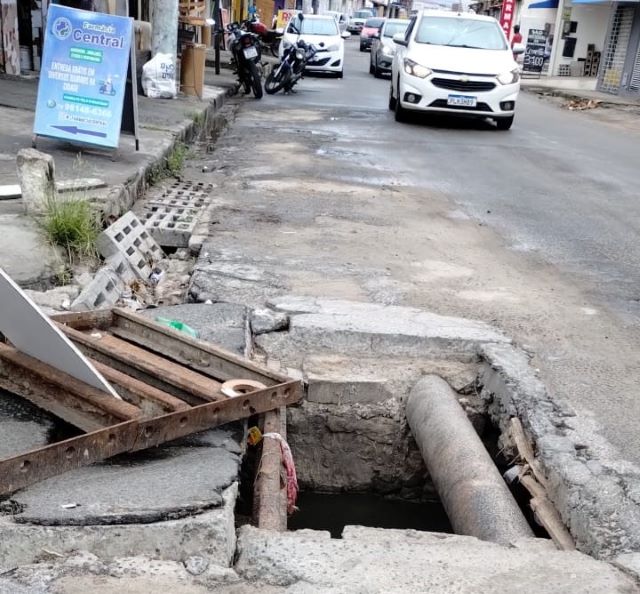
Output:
[212, 40, 640, 466]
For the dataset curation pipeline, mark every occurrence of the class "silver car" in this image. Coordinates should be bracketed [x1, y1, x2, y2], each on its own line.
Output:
[369, 18, 409, 77]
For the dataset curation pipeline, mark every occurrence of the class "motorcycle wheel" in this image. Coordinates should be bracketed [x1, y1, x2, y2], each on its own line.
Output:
[248, 61, 263, 99]
[264, 64, 289, 95]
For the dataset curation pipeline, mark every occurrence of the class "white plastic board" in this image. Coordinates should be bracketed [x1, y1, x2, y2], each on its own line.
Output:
[0, 268, 121, 399]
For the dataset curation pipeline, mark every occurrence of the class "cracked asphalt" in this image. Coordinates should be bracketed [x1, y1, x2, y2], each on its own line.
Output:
[191, 40, 640, 468]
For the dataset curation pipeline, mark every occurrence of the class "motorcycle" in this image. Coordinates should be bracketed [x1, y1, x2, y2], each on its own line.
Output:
[264, 38, 322, 95]
[241, 16, 282, 57]
[227, 22, 264, 99]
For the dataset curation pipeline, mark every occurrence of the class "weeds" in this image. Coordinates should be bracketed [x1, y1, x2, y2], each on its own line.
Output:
[40, 195, 100, 264]
[147, 141, 190, 184]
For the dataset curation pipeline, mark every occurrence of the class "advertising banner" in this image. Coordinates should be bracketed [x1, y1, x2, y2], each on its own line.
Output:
[33, 5, 132, 149]
[499, 0, 515, 39]
[275, 9, 299, 31]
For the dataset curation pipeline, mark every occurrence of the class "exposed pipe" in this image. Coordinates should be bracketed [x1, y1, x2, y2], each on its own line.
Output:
[406, 375, 533, 545]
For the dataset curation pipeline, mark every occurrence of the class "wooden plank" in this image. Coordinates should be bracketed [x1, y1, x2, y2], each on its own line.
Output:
[255, 408, 288, 531]
[0, 344, 141, 432]
[111, 308, 288, 384]
[60, 325, 224, 405]
[51, 310, 114, 331]
[91, 360, 191, 416]
[0, 379, 302, 496]
[510, 417, 549, 489]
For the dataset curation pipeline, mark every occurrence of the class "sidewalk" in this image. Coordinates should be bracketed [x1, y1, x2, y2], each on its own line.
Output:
[521, 77, 640, 109]
[0, 68, 237, 288]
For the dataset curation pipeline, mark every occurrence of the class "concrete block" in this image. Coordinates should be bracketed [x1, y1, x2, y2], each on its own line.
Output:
[105, 251, 137, 285]
[250, 308, 289, 335]
[142, 205, 199, 248]
[71, 266, 124, 311]
[147, 180, 213, 209]
[16, 149, 56, 215]
[305, 372, 391, 405]
[97, 211, 164, 280]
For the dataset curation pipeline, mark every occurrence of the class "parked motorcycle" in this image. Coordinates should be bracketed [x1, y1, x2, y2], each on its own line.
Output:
[227, 22, 263, 99]
[241, 16, 282, 57]
[265, 37, 325, 95]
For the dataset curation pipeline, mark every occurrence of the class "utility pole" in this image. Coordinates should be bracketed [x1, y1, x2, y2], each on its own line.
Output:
[151, 0, 179, 61]
[547, 0, 564, 77]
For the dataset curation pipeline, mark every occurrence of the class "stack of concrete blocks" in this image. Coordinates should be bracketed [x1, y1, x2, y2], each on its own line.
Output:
[141, 180, 213, 248]
[71, 212, 165, 311]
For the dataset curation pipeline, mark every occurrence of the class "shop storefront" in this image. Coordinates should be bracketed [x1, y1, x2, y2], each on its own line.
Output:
[598, 2, 640, 95]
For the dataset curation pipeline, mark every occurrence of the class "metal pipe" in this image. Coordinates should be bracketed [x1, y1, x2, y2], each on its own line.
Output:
[406, 375, 533, 545]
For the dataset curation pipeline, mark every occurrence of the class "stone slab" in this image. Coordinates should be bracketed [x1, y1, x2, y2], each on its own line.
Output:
[140, 302, 248, 355]
[235, 525, 639, 593]
[11, 428, 242, 526]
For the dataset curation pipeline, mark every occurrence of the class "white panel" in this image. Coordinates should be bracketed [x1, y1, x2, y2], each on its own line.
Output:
[0, 268, 121, 399]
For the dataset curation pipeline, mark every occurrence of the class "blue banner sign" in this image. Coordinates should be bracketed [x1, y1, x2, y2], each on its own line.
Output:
[34, 5, 133, 149]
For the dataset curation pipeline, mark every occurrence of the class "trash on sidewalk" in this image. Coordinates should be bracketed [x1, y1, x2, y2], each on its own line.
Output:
[0, 277, 302, 497]
[564, 98, 602, 111]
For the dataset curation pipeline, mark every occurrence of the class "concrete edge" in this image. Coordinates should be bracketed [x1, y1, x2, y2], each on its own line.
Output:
[521, 85, 640, 109]
[0, 483, 238, 569]
[478, 342, 640, 561]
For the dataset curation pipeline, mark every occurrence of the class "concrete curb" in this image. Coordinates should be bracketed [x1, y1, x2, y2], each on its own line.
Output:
[479, 342, 640, 562]
[100, 86, 235, 220]
[521, 86, 640, 110]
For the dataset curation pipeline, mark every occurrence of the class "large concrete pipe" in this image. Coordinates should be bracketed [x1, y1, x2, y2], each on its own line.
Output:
[407, 375, 533, 545]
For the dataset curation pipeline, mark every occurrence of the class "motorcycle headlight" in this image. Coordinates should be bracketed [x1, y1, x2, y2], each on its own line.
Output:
[497, 69, 520, 85]
[382, 44, 394, 56]
[403, 58, 431, 78]
[295, 50, 305, 60]
[325, 43, 340, 52]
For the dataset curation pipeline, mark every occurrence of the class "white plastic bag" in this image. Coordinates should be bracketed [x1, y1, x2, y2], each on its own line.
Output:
[141, 53, 177, 99]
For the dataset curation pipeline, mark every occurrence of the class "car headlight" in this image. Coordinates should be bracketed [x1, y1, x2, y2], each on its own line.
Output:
[382, 45, 394, 56]
[403, 58, 431, 78]
[325, 44, 340, 52]
[497, 69, 520, 85]
[283, 40, 292, 50]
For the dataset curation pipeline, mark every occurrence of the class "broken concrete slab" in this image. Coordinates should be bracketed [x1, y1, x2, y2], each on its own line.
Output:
[235, 525, 639, 593]
[11, 428, 241, 526]
[0, 483, 238, 569]
[250, 308, 289, 335]
[256, 296, 509, 364]
[0, 214, 60, 288]
[480, 342, 640, 561]
[16, 149, 56, 215]
[140, 302, 248, 354]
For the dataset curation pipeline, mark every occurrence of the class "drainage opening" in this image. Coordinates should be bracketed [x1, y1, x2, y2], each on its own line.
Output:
[289, 491, 452, 538]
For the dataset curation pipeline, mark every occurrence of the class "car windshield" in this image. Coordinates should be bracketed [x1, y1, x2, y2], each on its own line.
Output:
[289, 16, 338, 35]
[354, 10, 373, 18]
[414, 17, 507, 50]
[365, 18, 384, 28]
[383, 20, 409, 38]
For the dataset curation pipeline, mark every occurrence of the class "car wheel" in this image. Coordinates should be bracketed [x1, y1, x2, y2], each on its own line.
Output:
[495, 115, 514, 130]
[373, 60, 381, 78]
[388, 83, 396, 111]
[394, 82, 410, 123]
[369, 61, 375, 75]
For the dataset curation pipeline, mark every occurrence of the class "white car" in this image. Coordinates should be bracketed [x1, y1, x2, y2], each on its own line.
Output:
[390, 11, 524, 130]
[281, 14, 350, 78]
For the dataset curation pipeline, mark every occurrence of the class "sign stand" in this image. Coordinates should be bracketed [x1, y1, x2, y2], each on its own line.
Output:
[33, 6, 139, 153]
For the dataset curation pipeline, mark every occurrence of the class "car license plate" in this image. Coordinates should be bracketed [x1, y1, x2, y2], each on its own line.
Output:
[447, 94, 477, 107]
[243, 47, 258, 59]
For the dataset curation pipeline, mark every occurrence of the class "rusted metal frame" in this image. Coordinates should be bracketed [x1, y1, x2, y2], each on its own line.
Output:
[59, 325, 223, 405]
[0, 380, 302, 497]
[110, 308, 288, 385]
[51, 310, 114, 331]
[91, 360, 191, 416]
[255, 407, 288, 531]
[0, 344, 141, 432]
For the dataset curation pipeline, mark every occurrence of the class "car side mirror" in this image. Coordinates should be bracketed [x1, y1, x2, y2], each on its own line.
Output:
[393, 33, 407, 46]
[341, 31, 351, 38]
[299, 13, 304, 21]
[512, 43, 525, 55]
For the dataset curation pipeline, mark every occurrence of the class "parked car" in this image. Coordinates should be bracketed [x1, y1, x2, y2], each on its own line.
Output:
[324, 11, 348, 33]
[369, 18, 409, 74]
[347, 9, 376, 34]
[389, 10, 524, 129]
[359, 17, 385, 52]
[281, 13, 351, 78]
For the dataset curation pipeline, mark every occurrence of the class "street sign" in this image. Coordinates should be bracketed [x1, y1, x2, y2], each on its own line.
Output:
[33, 5, 133, 149]
[523, 28, 547, 74]
[499, 0, 515, 40]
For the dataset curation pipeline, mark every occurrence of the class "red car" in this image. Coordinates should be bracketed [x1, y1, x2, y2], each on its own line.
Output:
[359, 18, 385, 52]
